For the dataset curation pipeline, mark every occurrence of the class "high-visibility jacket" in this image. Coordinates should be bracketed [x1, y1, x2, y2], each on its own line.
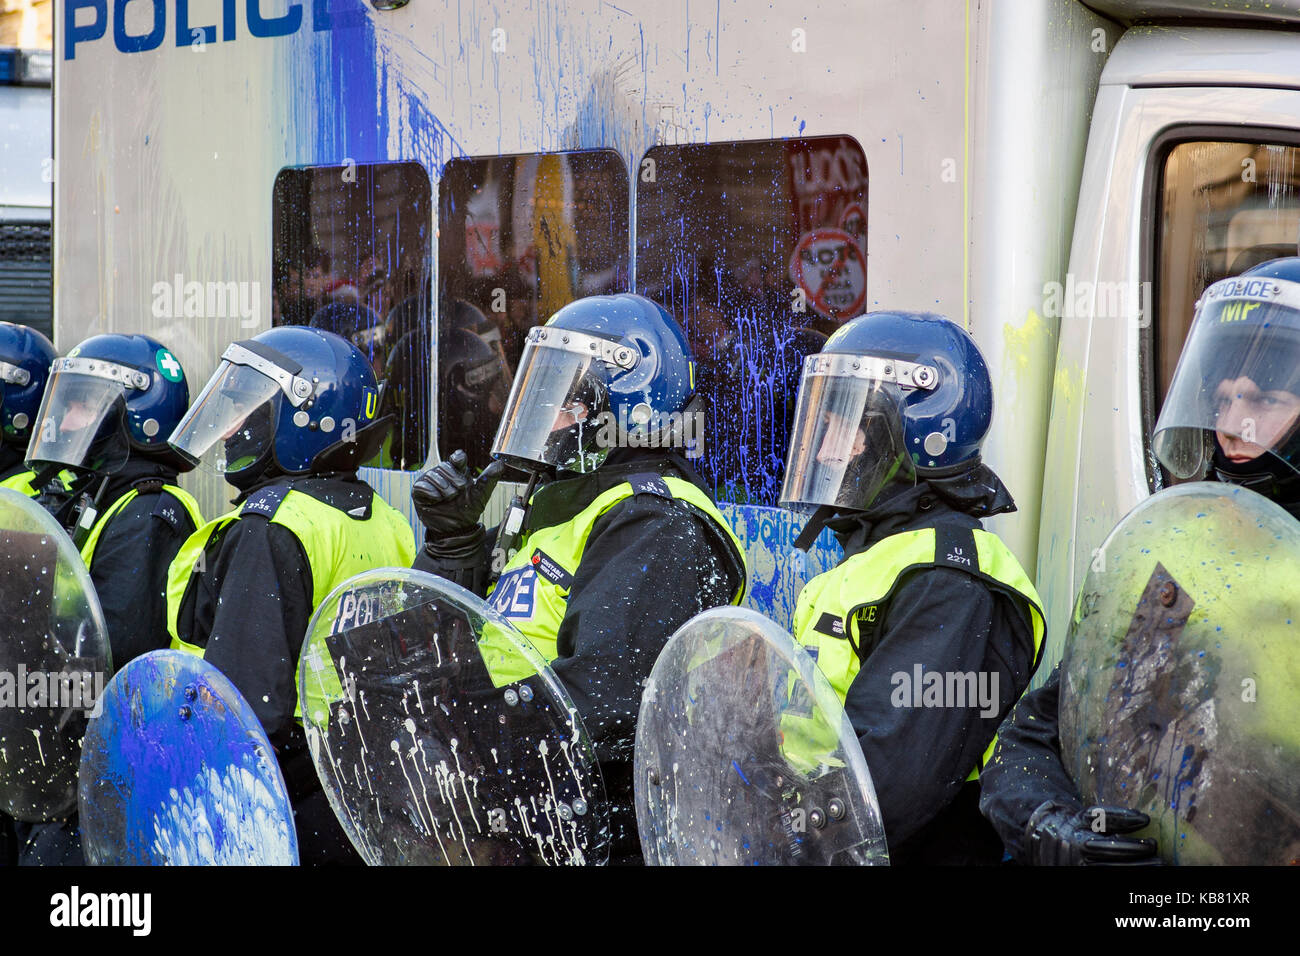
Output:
[80, 484, 204, 569]
[476, 472, 748, 686]
[791, 525, 1045, 781]
[166, 482, 416, 720]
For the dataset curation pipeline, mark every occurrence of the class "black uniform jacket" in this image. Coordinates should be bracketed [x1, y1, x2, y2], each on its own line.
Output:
[171, 473, 376, 747]
[826, 464, 1038, 865]
[978, 663, 1079, 863]
[414, 449, 746, 858]
[66, 458, 198, 669]
[170, 472, 383, 866]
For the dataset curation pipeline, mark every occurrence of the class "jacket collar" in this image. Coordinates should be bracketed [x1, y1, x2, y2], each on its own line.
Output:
[526, 449, 710, 531]
[231, 471, 370, 514]
[83, 456, 182, 505]
[827, 461, 1017, 558]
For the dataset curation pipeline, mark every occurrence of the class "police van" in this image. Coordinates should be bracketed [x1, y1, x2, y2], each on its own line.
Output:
[51, 0, 1300, 674]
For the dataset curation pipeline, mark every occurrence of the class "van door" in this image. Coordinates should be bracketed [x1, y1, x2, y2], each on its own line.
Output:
[1037, 27, 1300, 676]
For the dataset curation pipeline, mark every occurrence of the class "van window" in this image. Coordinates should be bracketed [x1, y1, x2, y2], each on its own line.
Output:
[436, 150, 629, 472]
[272, 161, 432, 470]
[635, 136, 868, 505]
[1154, 139, 1300, 413]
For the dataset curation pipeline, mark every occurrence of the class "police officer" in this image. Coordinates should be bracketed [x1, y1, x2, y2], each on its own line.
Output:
[25, 334, 203, 664]
[979, 257, 1300, 865]
[411, 293, 748, 861]
[165, 326, 415, 863]
[13, 334, 202, 865]
[780, 311, 1045, 865]
[0, 324, 55, 866]
[0, 322, 56, 495]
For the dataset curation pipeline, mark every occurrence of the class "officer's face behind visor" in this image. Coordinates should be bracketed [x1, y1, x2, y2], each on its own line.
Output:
[25, 357, 140, 474]
[779, 353, 919, 514]
[168, 342, 304, 477]
[492, 327, 621, 475]
[1154, 275, 1300, 479]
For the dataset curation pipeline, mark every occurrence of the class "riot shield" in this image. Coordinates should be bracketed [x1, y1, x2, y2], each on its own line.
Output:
[634, 606, 888, 865]
[0, 487, 111, 822]
[298, 568, 609, 866]
[1060, 482, 1300, 865]
[79, 649, 298, 865]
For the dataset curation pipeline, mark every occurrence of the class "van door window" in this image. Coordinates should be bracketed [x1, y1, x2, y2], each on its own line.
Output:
[437, 150, 629, 472]
[272, 161, 432, 470]
[1155, 138, 1300, 415]
[635, 136, 869, 506]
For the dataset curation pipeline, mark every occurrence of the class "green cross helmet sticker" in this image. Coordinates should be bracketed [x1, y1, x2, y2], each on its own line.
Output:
[156, 349, 183, 382]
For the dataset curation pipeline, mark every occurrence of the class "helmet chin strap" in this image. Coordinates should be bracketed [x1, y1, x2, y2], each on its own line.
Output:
[793, 504, 839, 552]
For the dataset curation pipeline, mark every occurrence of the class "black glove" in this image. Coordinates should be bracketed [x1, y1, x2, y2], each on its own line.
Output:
[412, 450, 505, 540]
[1025, 801, 1160, 866]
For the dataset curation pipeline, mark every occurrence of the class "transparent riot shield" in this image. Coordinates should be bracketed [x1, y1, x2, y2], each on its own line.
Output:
[0, 487, 111, 822]
[298, 568, 609, 866]
[79, 649, 298, 865]
[634, 606, 888, 865]
[1060, 482, 1300, 865]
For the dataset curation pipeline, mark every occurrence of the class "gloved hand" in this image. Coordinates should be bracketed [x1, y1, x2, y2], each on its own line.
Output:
[1025, 800, 1160, 866]
[412, 450, 505, 540]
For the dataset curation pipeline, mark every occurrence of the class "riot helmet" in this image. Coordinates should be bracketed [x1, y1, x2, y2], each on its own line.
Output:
[448, 298, 510, 374]
[1154, 258, 1300, 509]
[168, 327, 389, 491]
[440, 327, 511, 472]
[491, 294, 697, 475]
[0, 322, 56, 451]
[780, 311, 992, 515]
[26, 334, 191, 476]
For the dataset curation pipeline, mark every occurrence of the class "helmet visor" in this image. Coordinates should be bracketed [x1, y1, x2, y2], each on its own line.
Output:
[491, 332, 614, 473]
[25, 358, 141, 474]
[779, 354, 914, 512]
[168, 359, 282, 476]
[1154, 276, 1300, 479]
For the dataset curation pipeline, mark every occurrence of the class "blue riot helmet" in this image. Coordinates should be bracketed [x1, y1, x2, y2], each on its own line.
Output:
[779, 311, 992, 516]
[490, 293, 697, 475]
[168, 327, 389, 490]
[1154, 257, 1300, 510]
[26, 334, 192, 476]
[0, 321, 56, 450]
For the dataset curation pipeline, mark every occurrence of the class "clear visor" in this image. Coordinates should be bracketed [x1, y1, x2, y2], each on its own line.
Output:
[779, 356, 912, 513]
[167, 359, 281, 476]
[25, 364, 131, 474]
[490, 337, 613, 473]
[1153, 278, 1300, 479]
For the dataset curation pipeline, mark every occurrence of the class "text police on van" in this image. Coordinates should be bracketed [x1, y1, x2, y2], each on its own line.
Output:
[64, 0, 366, 60]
